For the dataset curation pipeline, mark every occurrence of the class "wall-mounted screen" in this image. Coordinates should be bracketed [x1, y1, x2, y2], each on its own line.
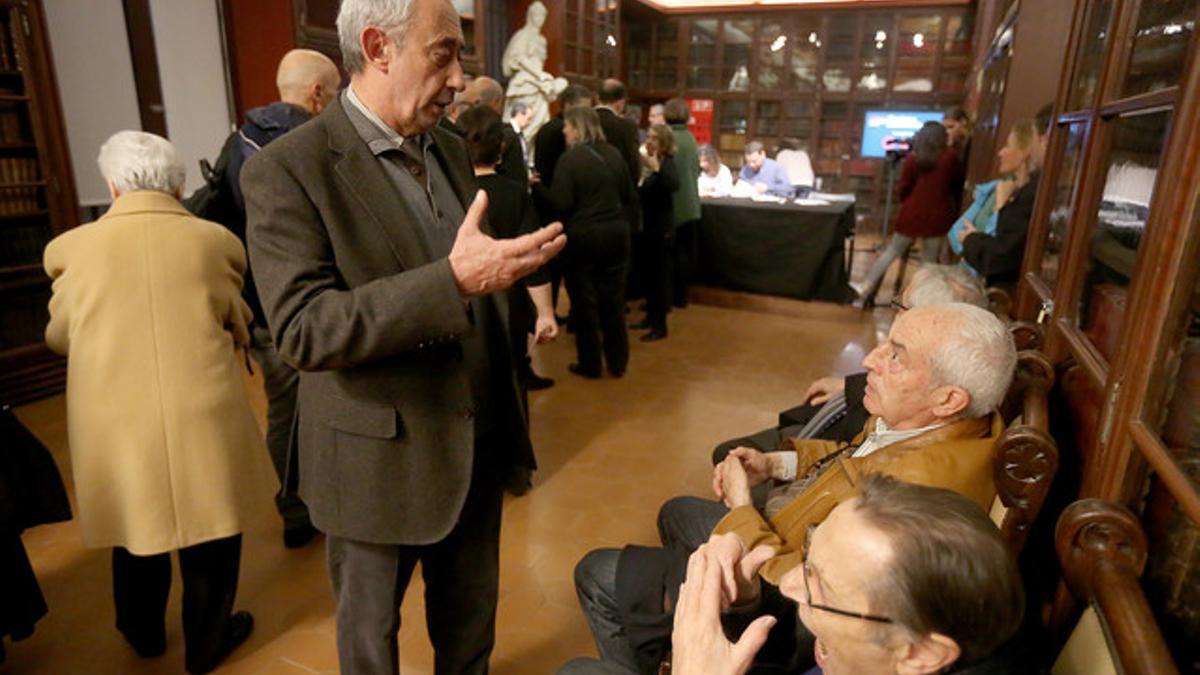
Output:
[860, 110, 943, 158]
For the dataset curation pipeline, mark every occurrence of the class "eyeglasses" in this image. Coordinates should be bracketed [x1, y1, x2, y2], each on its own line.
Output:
[890, 298, 910, 313]
[798, 527, 894, 624]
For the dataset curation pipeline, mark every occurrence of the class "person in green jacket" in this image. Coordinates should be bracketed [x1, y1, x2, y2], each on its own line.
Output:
[665, 98, 701, 307]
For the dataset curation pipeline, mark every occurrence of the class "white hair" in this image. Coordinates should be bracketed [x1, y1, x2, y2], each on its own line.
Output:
[907, 265, 988, 309]
[922, 303, 1016, 418]
[337, 0, 418, 74]
[97, 130, 185, 195]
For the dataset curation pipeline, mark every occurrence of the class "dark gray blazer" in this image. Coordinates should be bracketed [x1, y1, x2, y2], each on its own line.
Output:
[242, 99, 530, 545]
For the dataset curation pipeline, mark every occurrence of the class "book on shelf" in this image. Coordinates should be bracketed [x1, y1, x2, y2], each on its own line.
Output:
[0, 156, 39, 214]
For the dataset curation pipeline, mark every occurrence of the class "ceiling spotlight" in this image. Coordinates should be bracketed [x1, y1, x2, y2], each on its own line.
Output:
[770, 35, 787, 52]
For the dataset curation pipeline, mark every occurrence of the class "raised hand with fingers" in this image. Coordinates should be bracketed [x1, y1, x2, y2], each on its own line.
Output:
[671, 540, 777, 675]
[448, 191, 567, 297]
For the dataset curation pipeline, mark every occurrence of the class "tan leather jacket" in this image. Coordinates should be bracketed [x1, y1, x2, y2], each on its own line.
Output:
[713, 414, 1004, 584]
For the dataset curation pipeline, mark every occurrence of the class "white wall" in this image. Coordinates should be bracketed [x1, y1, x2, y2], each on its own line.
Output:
[147, 0, 232, 196]
[43, 0, 232, 205]
[43, 0, 142, 206]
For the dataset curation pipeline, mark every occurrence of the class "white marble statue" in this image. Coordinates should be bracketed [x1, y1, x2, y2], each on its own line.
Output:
[502, 1, 568, 144]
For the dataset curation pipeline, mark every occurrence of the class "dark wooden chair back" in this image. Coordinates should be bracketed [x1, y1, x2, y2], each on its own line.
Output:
[1052, 499, 1178, 675]
[992, 349, 1059, 554]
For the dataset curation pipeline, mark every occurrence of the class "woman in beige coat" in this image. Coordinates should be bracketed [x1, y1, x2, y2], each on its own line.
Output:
[43, 131, 272, 674]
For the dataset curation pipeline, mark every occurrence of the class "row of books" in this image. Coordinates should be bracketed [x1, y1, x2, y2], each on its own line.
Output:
[0, 106, 25, 143]
[0, 157, 41, 215]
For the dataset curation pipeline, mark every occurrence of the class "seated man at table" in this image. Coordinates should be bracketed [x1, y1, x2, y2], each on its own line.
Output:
[738, 141, 795, 198]
[562, 475, 1028, 675]
[572, 301, 1016, 674]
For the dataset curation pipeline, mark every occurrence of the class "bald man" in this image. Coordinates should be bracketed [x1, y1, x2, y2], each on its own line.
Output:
[464, 76, 528, 184]
[223, 48, 340, 550]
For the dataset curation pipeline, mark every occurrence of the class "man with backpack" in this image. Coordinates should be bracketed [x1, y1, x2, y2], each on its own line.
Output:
[188, 48, 340, 549]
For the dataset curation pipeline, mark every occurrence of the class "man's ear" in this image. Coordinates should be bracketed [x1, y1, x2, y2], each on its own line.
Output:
[930, 384, 971, 420]
[894, 632, 961, 675]
[360, 26, 392, 72]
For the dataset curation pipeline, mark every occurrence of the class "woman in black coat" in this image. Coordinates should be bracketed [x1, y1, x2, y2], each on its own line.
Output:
[533, 106, 637, 378]
[631, 124, 681, 341]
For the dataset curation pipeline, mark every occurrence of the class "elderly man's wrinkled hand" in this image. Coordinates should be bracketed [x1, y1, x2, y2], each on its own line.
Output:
[449, 191, 567, 297]
[803, 375, 845, 405]
[719, 455, 753, 509]
[702, 532, 774, 609]
[727, 447, 770, 487]
[671, 541, 777, 675]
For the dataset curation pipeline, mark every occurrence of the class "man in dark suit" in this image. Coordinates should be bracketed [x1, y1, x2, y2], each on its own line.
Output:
[465, 76, 528, 185]
[241, 1, 566, 673]
[595, 79, 641, 183]
[533, 84, 594, 191]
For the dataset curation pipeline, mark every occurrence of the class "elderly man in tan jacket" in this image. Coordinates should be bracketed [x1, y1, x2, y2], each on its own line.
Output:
[571, 302, 1017, 674]
[43, 131, 273, 674]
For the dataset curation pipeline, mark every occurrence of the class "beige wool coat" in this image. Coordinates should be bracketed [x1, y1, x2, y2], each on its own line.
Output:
[44, 190, 273, 555]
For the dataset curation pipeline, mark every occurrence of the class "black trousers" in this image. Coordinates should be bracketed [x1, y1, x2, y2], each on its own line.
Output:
[112, 534, 242, 672]
[671, 220, 699, 306]
[642, 232, 673, 333]
[326, 474, 504, 675]
[564, 222, 631, 376]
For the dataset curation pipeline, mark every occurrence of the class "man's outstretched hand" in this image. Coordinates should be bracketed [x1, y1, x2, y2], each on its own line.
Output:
[449, 191, 567, 297]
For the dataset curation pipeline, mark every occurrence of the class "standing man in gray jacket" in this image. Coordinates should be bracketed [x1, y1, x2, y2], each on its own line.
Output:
[241, 1, 565, 673]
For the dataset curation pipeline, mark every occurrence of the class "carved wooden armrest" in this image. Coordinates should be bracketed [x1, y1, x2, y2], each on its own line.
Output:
[1054, 499, 1177, 675]
[994, 350, 1058, 553]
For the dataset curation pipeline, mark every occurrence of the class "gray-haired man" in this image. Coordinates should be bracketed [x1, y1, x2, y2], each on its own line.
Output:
[242, 1, 565, 673]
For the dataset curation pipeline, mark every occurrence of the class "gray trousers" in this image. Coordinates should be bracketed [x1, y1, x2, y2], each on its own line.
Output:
[248, 325, 308, 529]
[574, 549, 640, 674]
[860, 233, 941, 299]
[326, 476, 503, 675]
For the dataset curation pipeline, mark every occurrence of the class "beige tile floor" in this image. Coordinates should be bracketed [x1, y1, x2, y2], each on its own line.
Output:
[5, 295, 883, 675]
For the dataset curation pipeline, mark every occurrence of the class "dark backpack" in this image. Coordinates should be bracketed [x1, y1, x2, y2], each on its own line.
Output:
[182, 130, 260, 227]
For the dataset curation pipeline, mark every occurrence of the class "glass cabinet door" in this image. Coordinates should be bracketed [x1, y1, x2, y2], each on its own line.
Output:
[688, 19, 718, 90]
[790, 16, 821, 92]
[822, 14, 856, 93]
[722, 18, 755, 92]
[1121, 0, 1197, 98]
[940, 13, 972, 94]
[653, 21, 680, 90]
[1076, 110, 1171, 363]
[858, 14, 892, 93]
[757, 19, 787, 92]
[895, 14, 941, 93]
[1040, 123, 1087, 291]
[1069, 0, 1115, 110]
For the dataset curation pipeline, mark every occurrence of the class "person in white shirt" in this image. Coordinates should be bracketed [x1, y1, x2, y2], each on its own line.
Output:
[775, 138, 815, 193]
[697, 144, 733, 198]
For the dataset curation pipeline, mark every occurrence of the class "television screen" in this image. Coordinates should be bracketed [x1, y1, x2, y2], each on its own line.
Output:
[860, 110, 944, 158]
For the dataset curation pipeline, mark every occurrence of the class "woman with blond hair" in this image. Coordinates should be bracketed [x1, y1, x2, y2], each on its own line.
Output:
[533, 106, 637, 378]
[43, 131, 271, 673]
[954, 119, 1042, 283]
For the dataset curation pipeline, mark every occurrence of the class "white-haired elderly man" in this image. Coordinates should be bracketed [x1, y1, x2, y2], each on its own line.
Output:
[573, 302, 1017, 674]
[44, 131, 271, 673]
[240, 1, 566, 673]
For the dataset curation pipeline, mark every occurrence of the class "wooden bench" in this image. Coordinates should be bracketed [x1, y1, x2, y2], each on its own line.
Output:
[1051, 499, 1178, 675]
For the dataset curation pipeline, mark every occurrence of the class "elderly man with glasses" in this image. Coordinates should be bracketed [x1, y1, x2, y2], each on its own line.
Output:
[570, 300, 1016, 674]
[563, 475, 1026, 675]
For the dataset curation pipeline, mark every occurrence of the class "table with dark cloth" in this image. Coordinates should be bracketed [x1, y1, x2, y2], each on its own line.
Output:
[698, 197, 854, 302]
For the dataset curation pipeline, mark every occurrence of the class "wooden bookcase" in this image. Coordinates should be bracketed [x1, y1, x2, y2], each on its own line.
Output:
[623, 6, 973, 235]
[0, 0, 79, 405]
